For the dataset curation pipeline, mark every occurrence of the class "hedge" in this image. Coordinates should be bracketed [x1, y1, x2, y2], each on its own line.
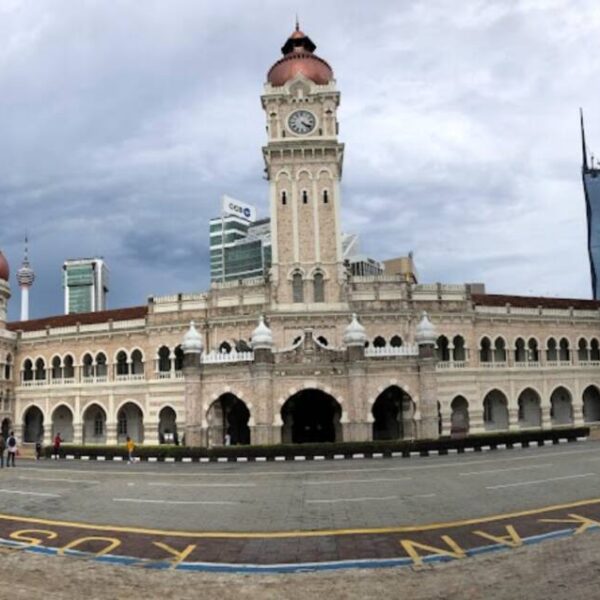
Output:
[42, 427, 589, 461]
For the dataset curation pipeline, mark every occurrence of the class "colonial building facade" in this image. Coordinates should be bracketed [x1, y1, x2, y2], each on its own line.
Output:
[0, 26, 599, 447]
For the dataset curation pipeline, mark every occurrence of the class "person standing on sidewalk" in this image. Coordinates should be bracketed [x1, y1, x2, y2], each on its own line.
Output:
[6, 431, 17, 467]
[53, 432, 63, 460]
[0, 433, 5, 468]
[126, 436, 135, 464]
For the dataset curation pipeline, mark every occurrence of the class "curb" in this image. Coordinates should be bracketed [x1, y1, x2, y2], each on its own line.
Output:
[56, 436, 588, 463]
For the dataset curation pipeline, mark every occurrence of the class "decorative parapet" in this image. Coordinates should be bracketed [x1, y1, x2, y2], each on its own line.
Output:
[202, 351, 254, 364]
[474, 305, 600, 319]
[365, 345, 419, 358]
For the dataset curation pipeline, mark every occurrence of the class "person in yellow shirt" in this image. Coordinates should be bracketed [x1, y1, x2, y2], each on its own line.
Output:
[126, 436, 135, 464]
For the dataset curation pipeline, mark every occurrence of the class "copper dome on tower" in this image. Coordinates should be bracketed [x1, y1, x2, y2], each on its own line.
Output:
[267, 24, 333, 87]
[0, 251, 9, 282]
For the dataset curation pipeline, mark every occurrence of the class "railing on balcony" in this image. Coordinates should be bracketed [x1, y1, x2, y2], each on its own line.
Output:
[436, 361, 467, 369]
[115, 373, 146, 382]
[364, 345, 419, 358]
[202, 351, 254, 364]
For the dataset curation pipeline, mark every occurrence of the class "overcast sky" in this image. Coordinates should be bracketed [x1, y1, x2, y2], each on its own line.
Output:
[1, 0, 599, 321]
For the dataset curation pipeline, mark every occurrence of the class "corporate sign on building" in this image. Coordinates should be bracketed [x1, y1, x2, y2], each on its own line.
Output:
[222, 195, 256, 222]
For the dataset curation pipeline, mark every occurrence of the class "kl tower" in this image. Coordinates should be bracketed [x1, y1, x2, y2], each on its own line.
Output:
[17, 237, 35, 321]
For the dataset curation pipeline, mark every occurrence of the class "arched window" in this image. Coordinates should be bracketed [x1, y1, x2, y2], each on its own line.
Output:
[51, 356, 62, 380]
[219, 341, 232, 354]
[373, 336, 386, 348]
[96, 352, 107, 377]
[390, 335, 403, 348]
[528, 338, 539, 362]
[317, 336, 329, 346]
[63, 355, 74, 379]
[5, 354, 12, 380]
[578, 338, 589, 362]
[313, 273, 324, 303]
[82, 353, 93, 378]
[453, 336, 466, 361]
[117, 410, 127, 435]
[34, 358, 46, 381]
[591, 339, 600, 361]
[302, 190, 308, 204]
[547, 338, 557, 361]
[559, 338, 570, 362]
[22, 359, 33, 382]
[494, 338, 506, 363]
[116, 351, 128, 376]
[281, 190, 287, 205]
[131, 350, 144, 375]
[174, 345, 184, 371]
[436, 336, 450, 361]
[158, 346, 171, 372]
[323, 190, 329, 204]
[515, 338, 526, 362]
[480, 337, 492, 363]
[292, 272, 304, 303]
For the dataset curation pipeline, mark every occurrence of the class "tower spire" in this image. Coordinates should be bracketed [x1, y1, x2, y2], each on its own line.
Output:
[581, 107, 589, 172]
[295, 14, 300, 32]
[17, 234, 35, 321]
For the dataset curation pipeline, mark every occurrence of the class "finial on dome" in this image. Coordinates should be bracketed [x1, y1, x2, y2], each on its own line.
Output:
[295, 14, 300, 32]
[182, 320, 203, 354]
[251, 315, 273, 350]
[343, 313, 367, 347]
[415, 311, 437, 346]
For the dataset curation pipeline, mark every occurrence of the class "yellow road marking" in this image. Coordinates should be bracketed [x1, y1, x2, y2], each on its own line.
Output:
[1, 496, 600, 539]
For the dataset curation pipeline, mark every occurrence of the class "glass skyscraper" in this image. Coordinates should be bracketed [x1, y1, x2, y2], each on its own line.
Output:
[63, 258, 109, 314]
[581, 111, 600, 300]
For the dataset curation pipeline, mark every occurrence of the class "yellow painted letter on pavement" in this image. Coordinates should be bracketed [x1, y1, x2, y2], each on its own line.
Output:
[10, 529, 58, 546]
[473, 525, 523, 548]
[400, 535, 466, 567]
[538, 513, 600, 535]
[59, 536, 121, 557]
[153, 541, 196, 567]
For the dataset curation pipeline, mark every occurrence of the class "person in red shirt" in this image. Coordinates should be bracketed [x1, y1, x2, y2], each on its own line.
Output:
[53, 433, 63, 460]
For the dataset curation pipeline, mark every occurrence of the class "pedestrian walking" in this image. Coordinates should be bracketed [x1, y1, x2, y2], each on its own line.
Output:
[6, 431, 17, 467]
[224, 432, 231, 446]
[53, 432, 63, 460]
[126, 436, 135, 463]
[0, 433, 5, 468]
[35, 440, 42, 461]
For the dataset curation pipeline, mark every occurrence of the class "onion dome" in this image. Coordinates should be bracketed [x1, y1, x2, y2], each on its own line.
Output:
[17, 239, 35, 287]
[267, 23, 333, 86]
[343, 313, 367, 347]
[251, 315, 273, 350]
[182, 321, 203, 354]
[415, 311, 437, 346]
[0, 251, 9, 282]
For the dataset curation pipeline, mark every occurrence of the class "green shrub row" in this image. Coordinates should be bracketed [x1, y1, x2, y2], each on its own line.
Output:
[43, 427, 589, 461]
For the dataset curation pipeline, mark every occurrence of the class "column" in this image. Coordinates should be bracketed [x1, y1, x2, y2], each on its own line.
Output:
[470, 408, 485, 434]
[106, 422, 117, 445]
[508, 407, 520, 431]
[73, 422, 83, 444]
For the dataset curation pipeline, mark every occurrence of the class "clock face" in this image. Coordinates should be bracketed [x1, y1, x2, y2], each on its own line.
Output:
[288, 110, 316, 135]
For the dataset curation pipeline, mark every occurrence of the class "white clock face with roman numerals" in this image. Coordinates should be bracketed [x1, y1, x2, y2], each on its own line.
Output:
[288, 110, 316, 135]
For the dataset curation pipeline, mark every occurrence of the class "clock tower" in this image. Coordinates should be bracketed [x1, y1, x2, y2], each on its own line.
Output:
[262, 24, 346, 309]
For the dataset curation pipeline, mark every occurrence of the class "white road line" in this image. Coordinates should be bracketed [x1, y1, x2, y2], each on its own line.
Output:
[113, 498, 240, 506]
[148, 482, 256, 488]
[0, 489, 61, 498]
[305, 477, 411, 485]
[306, 496, 397, 504]
[18, 476, 98, 484]
[459, 464, 553, 476]
[486, 473, 595, 490]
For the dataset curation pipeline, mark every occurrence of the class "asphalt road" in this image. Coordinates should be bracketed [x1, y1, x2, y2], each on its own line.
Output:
[1, 440, 600, 532]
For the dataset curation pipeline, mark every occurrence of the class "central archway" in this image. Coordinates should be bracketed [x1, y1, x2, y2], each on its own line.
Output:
[371, 386, 415, 440]
[281, 389, 342, 444]
[23, 406, 44, 443]
[207, 394, 250, 446]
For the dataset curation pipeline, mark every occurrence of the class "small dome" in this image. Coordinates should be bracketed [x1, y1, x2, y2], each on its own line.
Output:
[182, 321, 203, 354]
[343, 313, 367, 347]
[251, 315, 273, 350]
[267, 27, 333, 87]
[0, 251, 9, 282]
[415, 311, 437, 346]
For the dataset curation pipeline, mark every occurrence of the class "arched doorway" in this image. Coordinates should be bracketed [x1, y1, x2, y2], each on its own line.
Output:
[583, 385, 600, 423]
[82, 404, 107, 445]
[207, 394, 250, 446]
[1, 418, 11, 439]
[371, 386, 415, 440]
[450, 396, 469, 436]
[52, 405, 74, 442]
[117, 402, 144, 443]
[23, 406, 44, 443]
[550, 386, 573, 425]
[281, 389, 342, 444]
[483, 390, 509, 431]
[158, 406, 178, 444]
[518, 388, 542, 428]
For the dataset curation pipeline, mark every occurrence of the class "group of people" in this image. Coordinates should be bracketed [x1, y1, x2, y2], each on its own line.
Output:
[0, 431, 18, 467]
